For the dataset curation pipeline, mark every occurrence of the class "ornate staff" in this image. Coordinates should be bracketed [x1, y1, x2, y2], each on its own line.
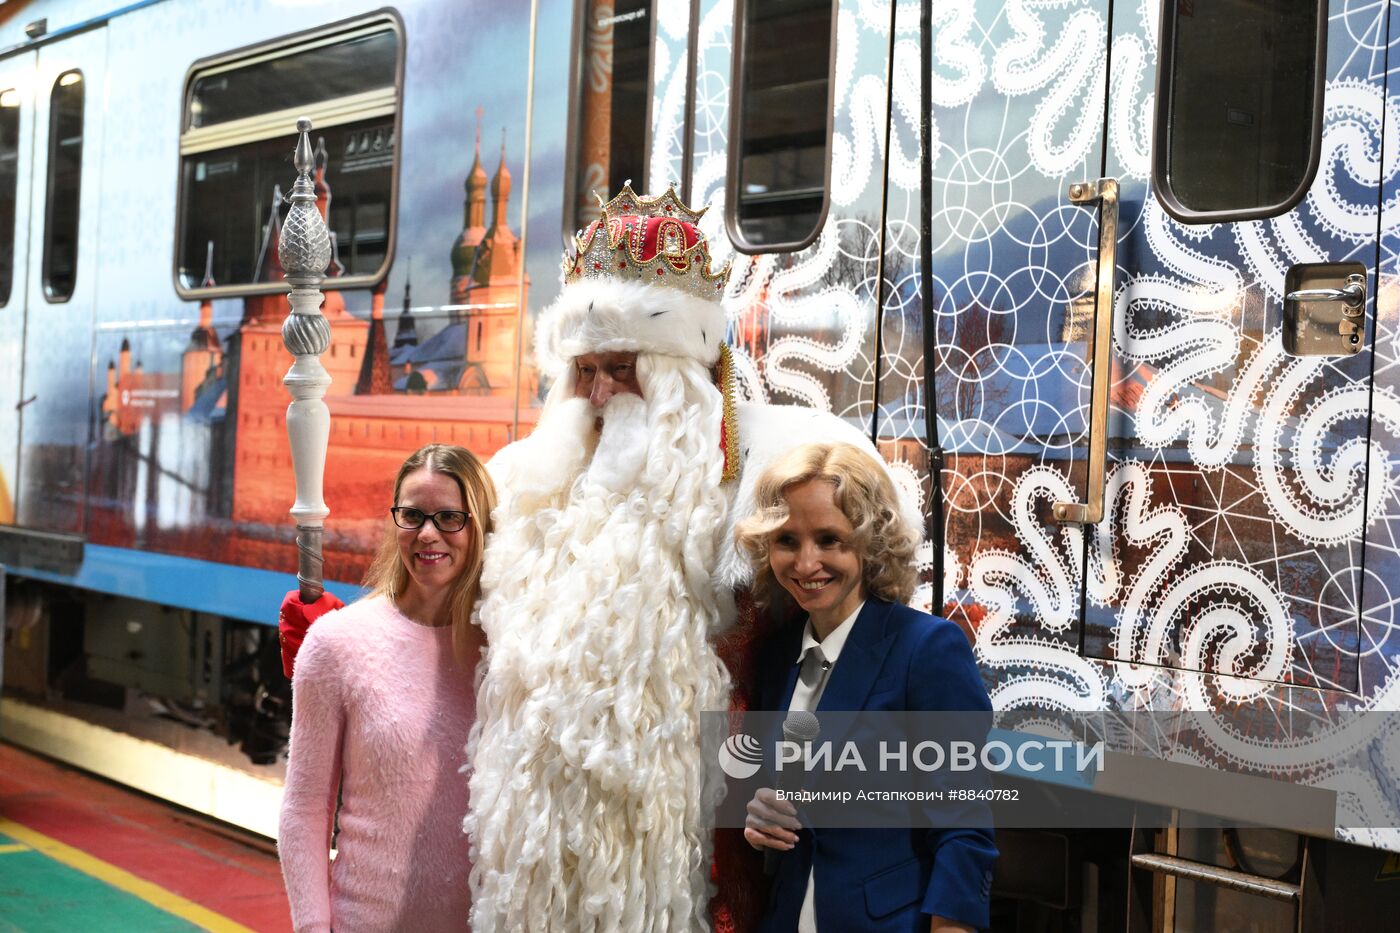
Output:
[280, 118, 333, 601]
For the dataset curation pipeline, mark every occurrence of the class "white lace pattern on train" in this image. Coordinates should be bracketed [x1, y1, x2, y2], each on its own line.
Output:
[651, 0, 1400, 847]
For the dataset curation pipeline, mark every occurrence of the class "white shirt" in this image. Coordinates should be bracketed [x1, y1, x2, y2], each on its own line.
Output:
[788, 601, 864, 933]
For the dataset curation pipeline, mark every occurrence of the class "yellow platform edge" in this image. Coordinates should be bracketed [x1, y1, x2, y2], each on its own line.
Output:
[0, 816, 257, 933]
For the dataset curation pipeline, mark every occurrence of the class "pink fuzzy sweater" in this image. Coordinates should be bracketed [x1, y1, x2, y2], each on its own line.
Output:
[278, 596, 475, 933]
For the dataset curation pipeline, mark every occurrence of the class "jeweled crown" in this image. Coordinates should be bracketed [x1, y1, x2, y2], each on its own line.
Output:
[563, 183, 730, 300]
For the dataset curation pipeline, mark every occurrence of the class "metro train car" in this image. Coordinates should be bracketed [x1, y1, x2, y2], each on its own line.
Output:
[1, 0, 1400, 928]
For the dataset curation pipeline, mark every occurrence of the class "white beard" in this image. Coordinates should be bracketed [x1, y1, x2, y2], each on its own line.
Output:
[467, 356, 731, 933]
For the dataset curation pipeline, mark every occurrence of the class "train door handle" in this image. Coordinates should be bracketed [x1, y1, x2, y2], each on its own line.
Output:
[1054, 178, 1119, 525]
[1284, 277, 1366, 311]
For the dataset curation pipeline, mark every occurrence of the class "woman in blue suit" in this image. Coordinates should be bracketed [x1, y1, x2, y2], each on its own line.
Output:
[735, 442, 997, 932]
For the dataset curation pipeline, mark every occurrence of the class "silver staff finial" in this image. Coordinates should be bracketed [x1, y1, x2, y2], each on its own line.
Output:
[279, 117, 333, 602]
[295, 117, 315, 170]
[280, 118, 331, 285]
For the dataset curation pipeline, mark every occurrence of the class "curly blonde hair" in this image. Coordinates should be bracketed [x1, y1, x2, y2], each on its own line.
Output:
[735, 442, 918, 607]
[363, 443, 496, 660]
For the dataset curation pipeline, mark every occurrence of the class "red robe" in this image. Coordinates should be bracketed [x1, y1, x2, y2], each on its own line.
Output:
[710, 591, 791, 932]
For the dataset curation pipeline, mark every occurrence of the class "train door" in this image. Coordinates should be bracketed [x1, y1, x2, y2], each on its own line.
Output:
[16, 28, 106, 535]
[1082, 0, 1376, 702]
[924, 0, 1380, 707]
[0, 50, 36, 526]
[1095, 5, 1389, 925]
[916, 0, 1114, 709]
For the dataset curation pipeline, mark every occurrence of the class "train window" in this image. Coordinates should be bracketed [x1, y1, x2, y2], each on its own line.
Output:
[43, 70, 84, 302]
[0, 88, 18, 306]
[176, 15, 403, 295]
[1153, 0, 1324, 221]
[727, 0, 835, 252]
[566, 0, 652, 236]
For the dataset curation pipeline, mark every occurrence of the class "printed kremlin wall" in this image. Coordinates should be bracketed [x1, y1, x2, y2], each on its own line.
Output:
[87, 122, 535, 584]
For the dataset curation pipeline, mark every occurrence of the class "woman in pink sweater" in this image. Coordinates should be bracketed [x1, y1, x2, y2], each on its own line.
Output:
[278, 443, 496, 932]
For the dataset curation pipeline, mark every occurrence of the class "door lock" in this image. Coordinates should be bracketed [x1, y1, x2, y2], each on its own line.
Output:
[1282, 264, 1367, 356]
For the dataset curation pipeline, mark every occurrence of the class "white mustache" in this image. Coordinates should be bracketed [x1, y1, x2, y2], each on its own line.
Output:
[585, 393, 649, 493]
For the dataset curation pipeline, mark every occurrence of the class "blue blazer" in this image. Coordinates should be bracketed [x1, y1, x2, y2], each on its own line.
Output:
[753, 598, 997, 932]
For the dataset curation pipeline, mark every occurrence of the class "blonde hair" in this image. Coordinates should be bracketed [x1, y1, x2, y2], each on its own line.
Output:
[363, 443, 496, 659]
[735, 442, 918, 606]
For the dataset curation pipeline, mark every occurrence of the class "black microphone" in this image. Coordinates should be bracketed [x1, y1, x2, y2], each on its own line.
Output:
[765, 709, 822, 874]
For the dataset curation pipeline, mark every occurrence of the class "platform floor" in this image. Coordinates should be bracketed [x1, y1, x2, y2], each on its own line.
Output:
[0, 742, 289, 932]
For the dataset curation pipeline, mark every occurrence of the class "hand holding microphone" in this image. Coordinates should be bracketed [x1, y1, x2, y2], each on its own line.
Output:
[744, 787, 799, 851]
[744, 710, 821, 872]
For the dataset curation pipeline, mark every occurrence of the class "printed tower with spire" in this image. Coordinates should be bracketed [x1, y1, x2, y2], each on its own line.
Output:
[182, 242, 223, 412]
[449, 108, 490, 303]
[356, 275, 393, 395]
[439, 116, 527, 395]
[390, 266, 419, 381]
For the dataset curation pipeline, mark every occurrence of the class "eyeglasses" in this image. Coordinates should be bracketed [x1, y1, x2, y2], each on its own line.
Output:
[390, 507, 470, 533]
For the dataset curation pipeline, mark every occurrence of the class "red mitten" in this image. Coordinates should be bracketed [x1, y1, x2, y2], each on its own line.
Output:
[279, 589, 346, 679]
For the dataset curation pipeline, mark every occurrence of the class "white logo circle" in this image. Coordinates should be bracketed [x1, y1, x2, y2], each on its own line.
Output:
[718, 732, 762, 780]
